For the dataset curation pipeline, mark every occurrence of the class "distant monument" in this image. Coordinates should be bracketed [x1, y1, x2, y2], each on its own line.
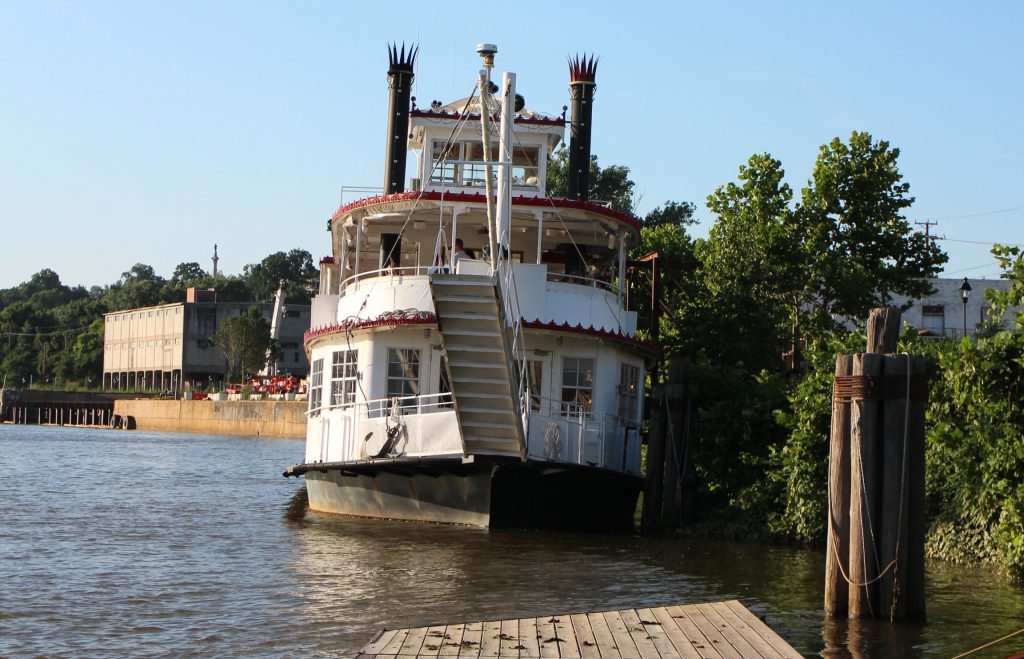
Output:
[212, 244, 219, 278]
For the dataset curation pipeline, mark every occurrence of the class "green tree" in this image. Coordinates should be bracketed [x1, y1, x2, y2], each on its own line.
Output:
[546, 146, 635, 214]
[799, 131, 947, 323]
[105, 263, 166, 310]
[243, 249, 316, 304]
[701, 153, 803, 370]
[643, 200, 696, 228]
[211, 306, 275, 383]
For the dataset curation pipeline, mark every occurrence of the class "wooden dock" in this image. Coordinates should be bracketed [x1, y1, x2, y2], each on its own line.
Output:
[356, 600, 802, 658]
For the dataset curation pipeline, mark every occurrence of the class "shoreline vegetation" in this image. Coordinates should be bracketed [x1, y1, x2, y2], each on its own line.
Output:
[4, 134, 1022, 579]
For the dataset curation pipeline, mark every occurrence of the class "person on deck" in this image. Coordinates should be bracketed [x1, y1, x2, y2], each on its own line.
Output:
[451, 238, 467, 271]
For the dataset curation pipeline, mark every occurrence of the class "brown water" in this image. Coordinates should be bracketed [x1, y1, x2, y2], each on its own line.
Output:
[2, 425, 1022, 657]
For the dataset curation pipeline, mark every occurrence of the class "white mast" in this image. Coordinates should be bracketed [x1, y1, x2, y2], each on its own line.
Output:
[495, 71, 515, 258]
[476, 43, 499, 268]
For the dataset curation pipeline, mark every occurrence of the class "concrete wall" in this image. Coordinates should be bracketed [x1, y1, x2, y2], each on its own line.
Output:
[114, 399, 306, 439]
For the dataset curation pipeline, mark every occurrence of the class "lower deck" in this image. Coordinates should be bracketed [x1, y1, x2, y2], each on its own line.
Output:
[356, 600, 802, 658]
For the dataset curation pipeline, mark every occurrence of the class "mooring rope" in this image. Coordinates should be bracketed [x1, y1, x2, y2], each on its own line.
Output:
[950, 627, 1024, 658]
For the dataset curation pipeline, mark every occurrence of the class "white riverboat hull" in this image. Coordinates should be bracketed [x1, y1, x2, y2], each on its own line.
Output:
[301, 459, 641, 531]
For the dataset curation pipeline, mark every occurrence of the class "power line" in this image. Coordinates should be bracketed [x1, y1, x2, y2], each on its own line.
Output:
[929, 206, 1024, 221]
[936, 236, 1024, 248]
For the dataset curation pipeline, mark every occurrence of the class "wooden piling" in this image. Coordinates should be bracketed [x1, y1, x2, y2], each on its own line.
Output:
[660, 358, 686, 530]
[825, 354, 853, 617]
[905, 356, 928, 619]
[879, 354, 909, 621]
[867, 307, 901, 354]
[642, 388, 667, 534]
[848, 352, 883, 619]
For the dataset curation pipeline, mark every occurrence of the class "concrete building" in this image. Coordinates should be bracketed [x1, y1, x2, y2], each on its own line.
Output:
[102, 288, 310, 392]
[889, 276, 1020, 338]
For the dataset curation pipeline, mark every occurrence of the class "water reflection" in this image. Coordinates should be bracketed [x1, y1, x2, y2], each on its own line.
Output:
[284, 486, 1024, 658]
[3, 426, 1022, 658]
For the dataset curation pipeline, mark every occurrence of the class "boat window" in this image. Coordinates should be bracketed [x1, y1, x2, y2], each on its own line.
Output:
[430, 141, 460, 185]
[330, 349, 358, 407]
[511, 146, 540, 188]
[560, 357, 594, 418]
[308, 358, 324, 416]
[617, 363, 640, 425]
[387, 348, 420, 398]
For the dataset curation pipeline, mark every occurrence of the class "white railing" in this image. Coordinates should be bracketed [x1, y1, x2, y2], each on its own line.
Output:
[339, 185, 383, 205]
[310, 391, 453, 418]
[524, 396, 641, 475]
[545, 271, 617, 293]
[338, 266, 436, 295]
[497, 256, 530, 456]
[306, 392, 461, 464]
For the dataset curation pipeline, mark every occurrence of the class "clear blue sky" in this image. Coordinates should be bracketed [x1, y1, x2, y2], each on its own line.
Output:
[2, 1, 1022, 289]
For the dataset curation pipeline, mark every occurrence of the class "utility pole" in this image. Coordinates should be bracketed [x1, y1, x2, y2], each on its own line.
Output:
[914, 220, 938, 249]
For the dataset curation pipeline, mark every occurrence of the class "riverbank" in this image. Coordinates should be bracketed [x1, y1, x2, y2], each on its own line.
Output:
[113, 399, 306, 438]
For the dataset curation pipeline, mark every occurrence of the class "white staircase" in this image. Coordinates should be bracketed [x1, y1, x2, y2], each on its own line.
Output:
[429, 273, 526, 459]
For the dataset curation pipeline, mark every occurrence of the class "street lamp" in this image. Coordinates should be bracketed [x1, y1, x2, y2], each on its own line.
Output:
[959, 277, 972, 338]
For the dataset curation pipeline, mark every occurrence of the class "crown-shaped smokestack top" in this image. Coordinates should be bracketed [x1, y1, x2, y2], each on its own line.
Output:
[567, 53, 598, 201]
[388, 42, 418, 74]
[384, 42, 418, 194]
[568, 53, 598, 84]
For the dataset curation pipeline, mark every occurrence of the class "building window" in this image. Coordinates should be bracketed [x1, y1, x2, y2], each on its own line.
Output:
[330, 349, 358, 407]
[387, 348, 420, 399]
[617, 363, 640, 424]
[309, 358, 324, 415]
[921, 304, 945, 336]
[561, 357, 594, 417]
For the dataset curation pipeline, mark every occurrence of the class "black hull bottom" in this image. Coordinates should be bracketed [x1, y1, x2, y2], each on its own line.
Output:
[303, 460, 640, 532]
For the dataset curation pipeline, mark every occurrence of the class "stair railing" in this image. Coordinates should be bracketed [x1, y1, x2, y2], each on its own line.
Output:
[495, 254, 530, 456]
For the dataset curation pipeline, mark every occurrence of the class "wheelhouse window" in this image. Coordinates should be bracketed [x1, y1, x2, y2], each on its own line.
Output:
[511, 146, 540, 187]
[387, 348, 420, 399]
[308, 358, 324, 415]
[617, 363, 640, 425]
[561, 357, 594, 417]
[330, 349, 358, 407]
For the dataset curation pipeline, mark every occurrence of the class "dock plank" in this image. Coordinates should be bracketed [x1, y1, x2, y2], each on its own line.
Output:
[602, 610, 640, 659]
[479, 619, 503, 658]
[459, 621, 483, 658]
[672, 604, 732, 658]
[618, 608, 660, 658]
[661, 606, 723, 659]
[380, 629, 412, 657]
[439, 623, 466, 657]
[633, 608, 682, 659]
[724, 600, 803, 659]
[584, 611, 621, 659]
[569, 613, 600, 659]
[519, 617, 540, 658]
[694, 602, 761, 658]
[553, 614, 581, 658]
[707, 602, 773, 658]
[535, 615, 560, 658]
[357, 601, 800, 659]
[649, 606, 705, 659]
[362, 629, 402, 656]
[499, 618, 522, 657]
[399, 626, 431, 657]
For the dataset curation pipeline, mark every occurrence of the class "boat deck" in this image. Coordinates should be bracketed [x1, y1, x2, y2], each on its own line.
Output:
[356, 599, 802, 658]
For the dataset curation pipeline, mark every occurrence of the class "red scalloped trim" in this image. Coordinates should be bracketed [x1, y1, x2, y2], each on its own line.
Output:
[410, 109, 564, 127]
[521, 319, 660, 356]
[305, 312, 437, 343]
[331, 191, 640, 232]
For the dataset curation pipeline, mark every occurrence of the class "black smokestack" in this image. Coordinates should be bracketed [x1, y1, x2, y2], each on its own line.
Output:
[567, 54, 597, 201]
[385, 43, 417, 194]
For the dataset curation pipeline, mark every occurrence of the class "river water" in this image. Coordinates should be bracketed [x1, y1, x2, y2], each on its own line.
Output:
[2, 425, 1022, 658]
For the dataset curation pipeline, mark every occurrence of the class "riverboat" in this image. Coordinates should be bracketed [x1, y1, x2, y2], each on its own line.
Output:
[283, 43, 654, 530]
